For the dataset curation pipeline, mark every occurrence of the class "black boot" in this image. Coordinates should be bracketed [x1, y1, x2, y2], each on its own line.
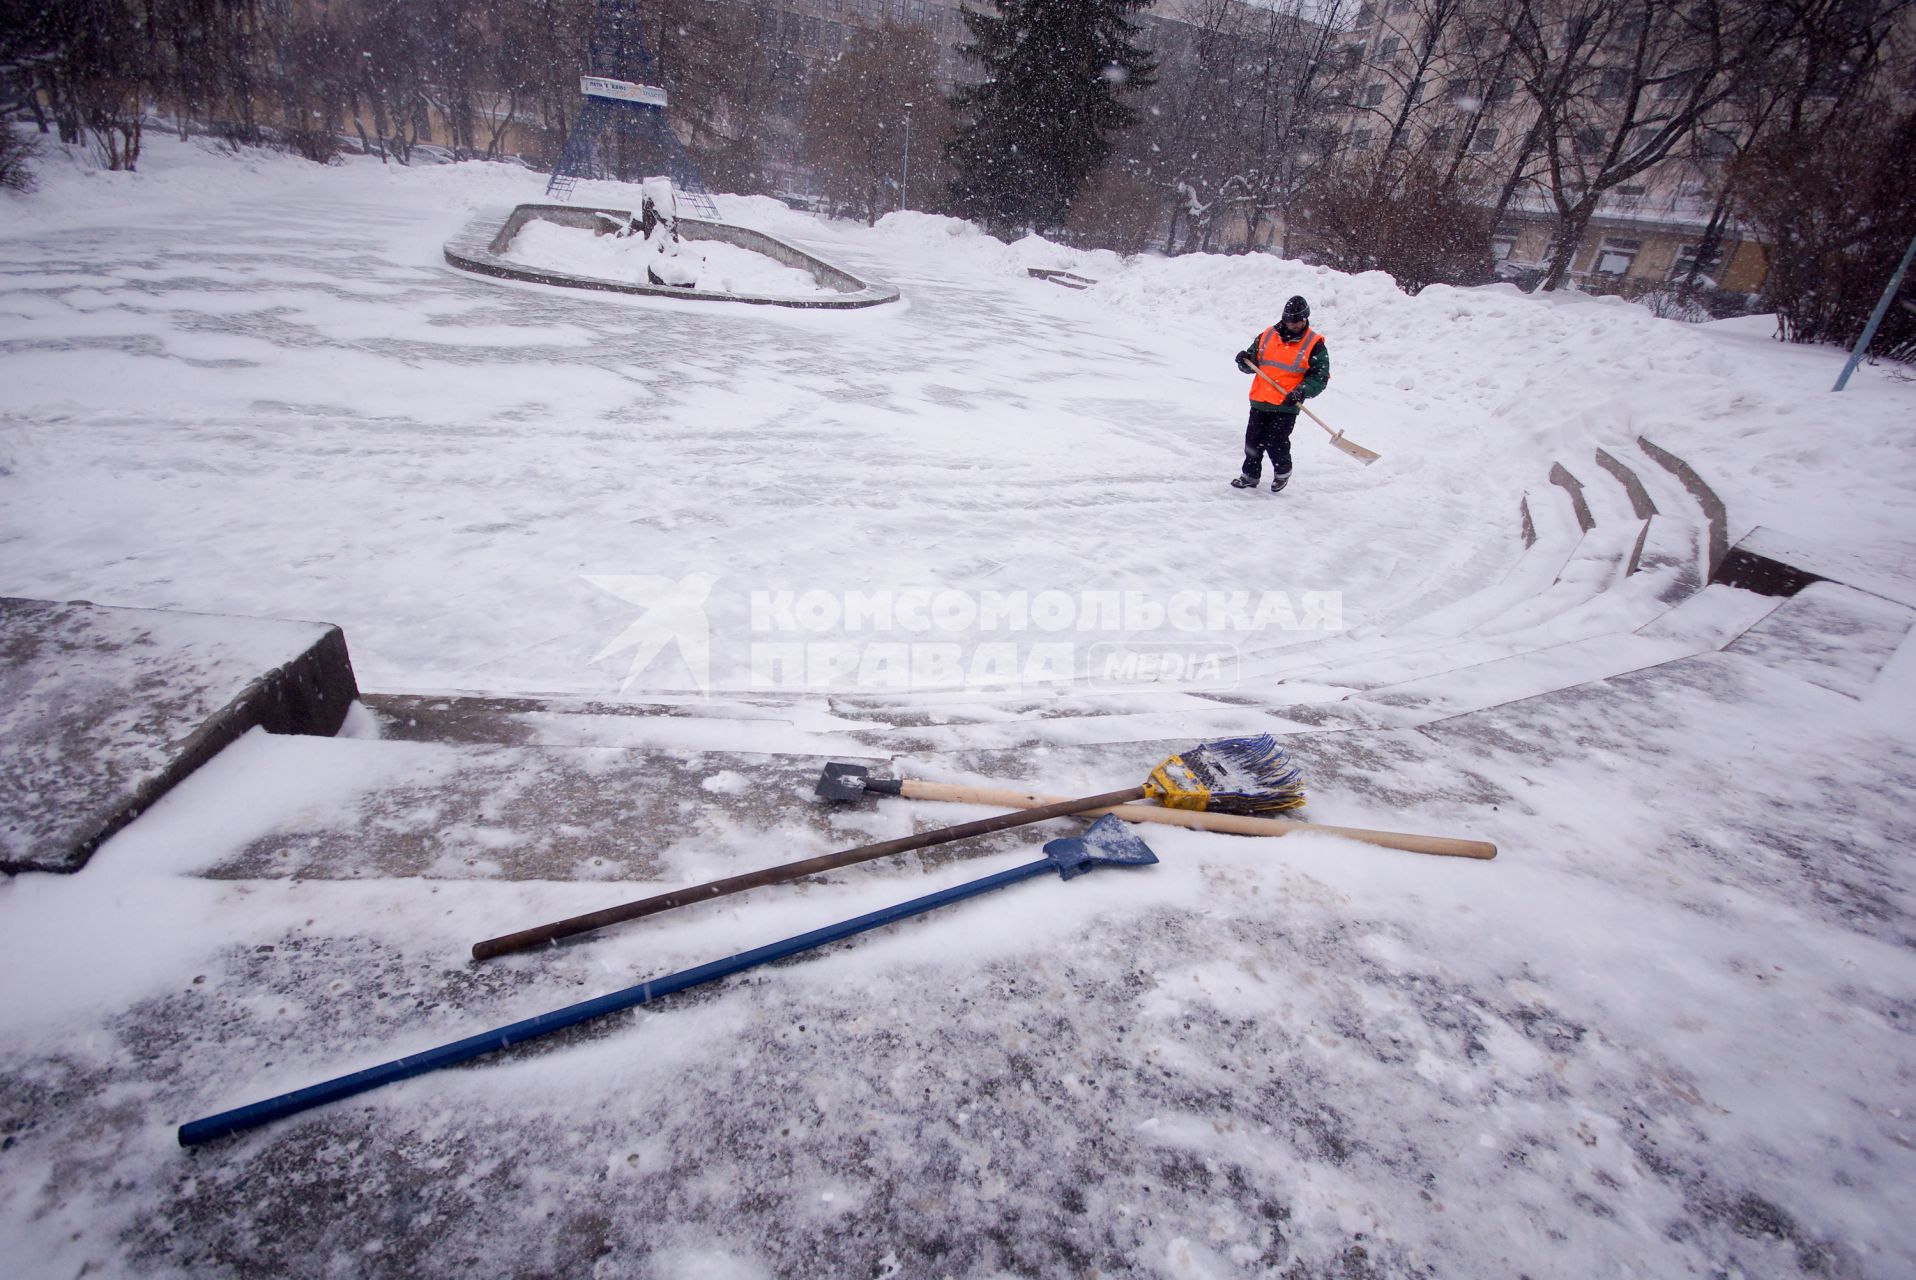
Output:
[1270, 470, 1292, 493]
[1230, 474, 1258, 490]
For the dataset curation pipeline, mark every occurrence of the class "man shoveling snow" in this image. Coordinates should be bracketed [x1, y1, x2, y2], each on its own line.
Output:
[1231, 294, 1330, 494]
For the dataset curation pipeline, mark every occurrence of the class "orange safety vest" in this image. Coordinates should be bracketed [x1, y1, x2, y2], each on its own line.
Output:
[1249, 325, 1323, 406]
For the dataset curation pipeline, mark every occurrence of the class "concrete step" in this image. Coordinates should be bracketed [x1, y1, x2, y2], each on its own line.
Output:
[1342, 583, 1783, 725]
[1721, 581, 1916, 698]
[174, 732, 913, 884]
[364, 692, 889, 757]
[1238, 453, 1670, 693]
[0, 596, 359, 874]
[1637, 436, 1729, 585]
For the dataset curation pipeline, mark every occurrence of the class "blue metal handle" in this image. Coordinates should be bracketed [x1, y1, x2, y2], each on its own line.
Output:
[179, 859, 1053, 1147]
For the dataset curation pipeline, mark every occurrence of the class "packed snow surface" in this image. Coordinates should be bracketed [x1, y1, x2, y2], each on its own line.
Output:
[3, 132, 1915, 1280]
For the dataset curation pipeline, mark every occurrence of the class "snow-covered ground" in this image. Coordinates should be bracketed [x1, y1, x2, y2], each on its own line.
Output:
[3, 132, 1915, 1279]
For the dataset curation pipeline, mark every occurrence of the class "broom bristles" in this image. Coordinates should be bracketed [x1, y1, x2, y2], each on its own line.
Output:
[1145, 734, 1306, 814]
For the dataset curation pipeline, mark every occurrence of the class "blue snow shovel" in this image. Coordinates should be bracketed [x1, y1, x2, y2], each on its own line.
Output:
[177, 815, 1159, 1147]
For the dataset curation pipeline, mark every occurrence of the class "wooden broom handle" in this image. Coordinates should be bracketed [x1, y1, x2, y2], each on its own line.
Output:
[899, 781, 1497, 860]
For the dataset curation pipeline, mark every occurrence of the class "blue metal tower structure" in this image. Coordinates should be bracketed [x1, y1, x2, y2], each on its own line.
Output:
[545, 0, 720, 219]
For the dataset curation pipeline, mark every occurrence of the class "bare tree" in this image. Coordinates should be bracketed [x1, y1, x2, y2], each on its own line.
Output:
[1358, 0, 1470, 181]
[1501, 0, 1790, 291]
[4, 0, 151, 166]
[1129, 0, 1257, 252]
[149, 0, 266, 143]
[1672, 0, 1913, 292]
[272, 6, 355, 163]
[1734, 24, 1916, 356]
[799, 21, 948, 224]
[651, 0, 804, 194]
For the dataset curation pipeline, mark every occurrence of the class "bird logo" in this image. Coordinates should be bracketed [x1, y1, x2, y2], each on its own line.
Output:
[585, 571, 721, 695]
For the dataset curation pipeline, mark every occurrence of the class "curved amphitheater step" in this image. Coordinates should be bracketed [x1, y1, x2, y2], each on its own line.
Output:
[824, 437, 1759, 749]
[349, 439, 1764, 757]
[1233, 437, 1714, 688]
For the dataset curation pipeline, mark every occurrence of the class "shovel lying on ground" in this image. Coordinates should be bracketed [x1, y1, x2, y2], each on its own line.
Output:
[470, 735, 1302, 961]
[1250, 366, 1380, 465]
[179, 815, 1159, 1147]
[816, 764, 1497, 860]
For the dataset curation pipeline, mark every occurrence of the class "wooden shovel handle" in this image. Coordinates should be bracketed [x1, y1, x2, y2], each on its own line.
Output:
[899, 781, 1497, 860]
[1250, 364, 1339, 440]
[470, 785, 1148, 960]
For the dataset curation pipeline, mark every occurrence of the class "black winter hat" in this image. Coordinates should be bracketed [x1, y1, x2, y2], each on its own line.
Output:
[1282, 295, 1310, 322]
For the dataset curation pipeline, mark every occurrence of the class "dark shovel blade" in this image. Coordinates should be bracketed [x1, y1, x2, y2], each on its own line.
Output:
[815, 762, 874, 801]
[1042, 813, 1160, 880]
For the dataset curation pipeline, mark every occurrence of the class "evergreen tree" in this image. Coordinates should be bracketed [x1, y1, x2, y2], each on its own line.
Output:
[947, 0, 1155, 237]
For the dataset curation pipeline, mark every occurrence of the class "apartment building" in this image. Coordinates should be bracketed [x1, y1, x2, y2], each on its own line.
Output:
[1335, 0, 1771, 297]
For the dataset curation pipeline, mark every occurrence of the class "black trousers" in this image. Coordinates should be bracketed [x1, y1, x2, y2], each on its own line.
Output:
[1240, 406, 1296, 480]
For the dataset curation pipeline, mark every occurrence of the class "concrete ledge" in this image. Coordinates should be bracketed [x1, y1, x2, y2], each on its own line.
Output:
[1547, 463, 1596, 533]
[1027, 267, 1097, 289]
[1595, 448, 1658, 519]
[1639, 437, 1728, 579]
[0, 598, 360, 875]
[445, 204, 900, 309]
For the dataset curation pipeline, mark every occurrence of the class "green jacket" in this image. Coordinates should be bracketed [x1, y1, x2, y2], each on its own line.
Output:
[1237, 329, 1330, 411]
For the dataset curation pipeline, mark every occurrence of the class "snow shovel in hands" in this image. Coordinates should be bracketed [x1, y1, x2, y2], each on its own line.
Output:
[470, 735, 1303, 961]
[1249, 366, 1380, 465]
[180, 815, 1159, 1146]
[817, 764, 1495, 860]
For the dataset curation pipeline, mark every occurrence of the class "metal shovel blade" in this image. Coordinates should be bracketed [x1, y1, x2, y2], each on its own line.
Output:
[815, 762, 874, 800]
[1042, 813, 1160, 879]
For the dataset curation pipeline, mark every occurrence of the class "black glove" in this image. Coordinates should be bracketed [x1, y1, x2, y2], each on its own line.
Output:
[1282, 390, 1304, 408]
[1234, 352, 1256, 374]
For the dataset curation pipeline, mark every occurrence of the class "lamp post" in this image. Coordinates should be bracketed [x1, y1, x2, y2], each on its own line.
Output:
[901, 102, 913, 212]
[1833, 227, 1916, 392]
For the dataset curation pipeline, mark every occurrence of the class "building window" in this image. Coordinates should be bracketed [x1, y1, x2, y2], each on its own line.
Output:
[1593, 238, 1641, 277]
[1491, 232, 1517, 261]
[1354, 3, 1376, 27]
[1469, 126, 1499, 153]
[1699, 129, 1738, 159]
[1390, 0, 1412, 12]
[1363, 82, 1387, 106]
[1350, 129, 1373, 151]
[1378, 35, 1401, 57]
[1669, 243, 1720, 282]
